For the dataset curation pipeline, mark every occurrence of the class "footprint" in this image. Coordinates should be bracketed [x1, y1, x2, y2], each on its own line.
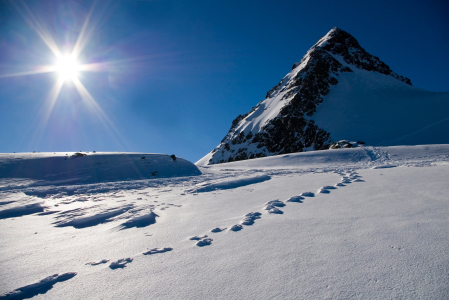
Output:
[300, 192, 314, 197]
[86, 259, 109, 266]
[143, 247, 173, 255]
[109, 258, 133, 269]
[264, 200, 285, 210]
[229, 224, 243, 231]
[317, 187, 330, 194]
[352, 179, 365, 182]
[240, 212, 262, 225]
[286, 196, 304, 203]
[211, 227, 227, 233]
[196, 238, 213, 247]
[335, 183, 345, 187]
[268, 207, 283, 214]
[189, 235, 208, 240]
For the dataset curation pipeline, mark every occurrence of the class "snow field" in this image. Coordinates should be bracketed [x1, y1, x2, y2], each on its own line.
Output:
[1, 146, 449, 299]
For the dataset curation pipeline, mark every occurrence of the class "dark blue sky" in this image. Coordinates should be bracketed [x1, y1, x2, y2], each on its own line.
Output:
[0, 0, 448, 162]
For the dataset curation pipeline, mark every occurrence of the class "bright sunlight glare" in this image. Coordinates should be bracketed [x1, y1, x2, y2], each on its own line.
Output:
[54, 55, 80, 82]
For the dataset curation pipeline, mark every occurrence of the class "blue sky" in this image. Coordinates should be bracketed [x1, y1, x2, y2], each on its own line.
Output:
[0, 0, 448, 162]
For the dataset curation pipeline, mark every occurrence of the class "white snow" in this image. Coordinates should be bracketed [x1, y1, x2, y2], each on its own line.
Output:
[1, 146, 449, 299]
[312, 62, 449, 146]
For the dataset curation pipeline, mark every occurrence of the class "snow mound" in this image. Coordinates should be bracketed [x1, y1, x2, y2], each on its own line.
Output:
[0, 152, 201, 186]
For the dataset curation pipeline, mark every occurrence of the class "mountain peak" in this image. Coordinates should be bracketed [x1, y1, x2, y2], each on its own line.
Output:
[294, 28, 412, 85]
[316, 26, 346, 47]
[198, 28, 425, 165]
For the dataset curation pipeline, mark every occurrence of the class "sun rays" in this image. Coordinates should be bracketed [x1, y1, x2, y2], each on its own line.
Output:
[2, 0, 126, 149]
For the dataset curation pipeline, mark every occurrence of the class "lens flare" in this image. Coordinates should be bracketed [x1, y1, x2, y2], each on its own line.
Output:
[1, 0, 129, 150]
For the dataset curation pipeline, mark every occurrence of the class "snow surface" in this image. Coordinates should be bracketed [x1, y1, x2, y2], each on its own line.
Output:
[1, 146, 449, 299]
[312, 63, 449, 146]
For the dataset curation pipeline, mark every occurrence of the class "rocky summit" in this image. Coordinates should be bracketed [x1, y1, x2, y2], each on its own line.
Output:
[199, 27, 446, 165]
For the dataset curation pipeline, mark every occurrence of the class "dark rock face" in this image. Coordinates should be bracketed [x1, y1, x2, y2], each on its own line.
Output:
[205, 27, 412, 165]
[318, 29, 411, 85]
[251, 49, 353, 157]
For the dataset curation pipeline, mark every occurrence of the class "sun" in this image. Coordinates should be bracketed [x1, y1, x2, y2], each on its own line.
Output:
[54, 55, 80, 82]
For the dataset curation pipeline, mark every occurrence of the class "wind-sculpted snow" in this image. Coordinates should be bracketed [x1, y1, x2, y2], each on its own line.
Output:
[53, 204, 133, 229]
[0, 272, 76, 300]
[118, 211, 159, 230]
[192, 174, 271, 193]
[372, 165, 397, 169]
[0, 203, 45, 219]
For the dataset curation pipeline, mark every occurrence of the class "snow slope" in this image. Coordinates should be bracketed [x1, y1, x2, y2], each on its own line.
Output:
[1, 146, 449, 299]
[312, 66, 449, 146]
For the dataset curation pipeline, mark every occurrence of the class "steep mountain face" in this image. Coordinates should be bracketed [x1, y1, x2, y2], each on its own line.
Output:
[198, 27, 449, 165]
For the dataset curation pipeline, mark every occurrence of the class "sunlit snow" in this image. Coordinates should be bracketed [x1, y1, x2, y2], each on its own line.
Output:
[1, 146, 449, 299]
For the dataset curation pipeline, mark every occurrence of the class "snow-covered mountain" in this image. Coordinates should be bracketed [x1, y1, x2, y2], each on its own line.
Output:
[198, 27, 449, 165]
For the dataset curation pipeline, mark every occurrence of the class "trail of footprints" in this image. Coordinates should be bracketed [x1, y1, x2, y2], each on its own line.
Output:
[1, 171, 365, 298]
[189, 170, 364, 247]
[86, 170, 364, 269]
[25, 171, 367, 273]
